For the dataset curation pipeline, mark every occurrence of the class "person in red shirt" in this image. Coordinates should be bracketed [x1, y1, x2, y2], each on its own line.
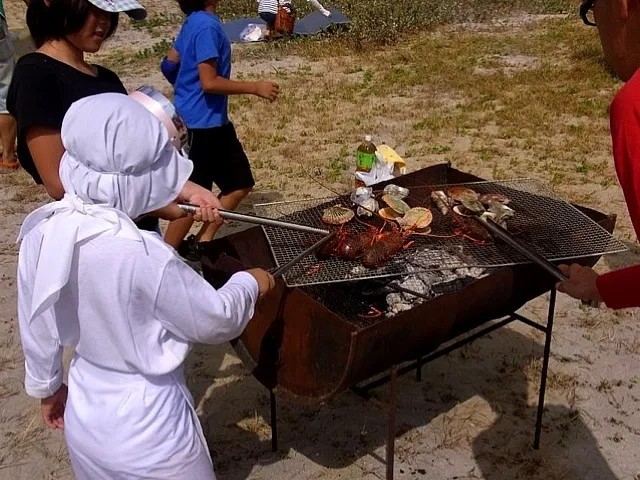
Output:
[557, 0, 640, 308]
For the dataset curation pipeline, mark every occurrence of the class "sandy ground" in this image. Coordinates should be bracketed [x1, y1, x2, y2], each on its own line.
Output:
[2, 4, 640, 480]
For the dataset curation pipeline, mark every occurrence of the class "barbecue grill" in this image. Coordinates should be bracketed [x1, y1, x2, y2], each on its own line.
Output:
[199, 163, 622, 480]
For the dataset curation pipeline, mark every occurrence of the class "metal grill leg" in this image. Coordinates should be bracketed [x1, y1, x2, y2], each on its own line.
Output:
[415, 356, 422, 382]
[270, 391, 278, 452]
[387, 366, 398, 480]
[534, 288, 556, 449]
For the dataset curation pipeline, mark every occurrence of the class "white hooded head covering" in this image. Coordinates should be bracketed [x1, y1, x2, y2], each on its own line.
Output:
[17, 93, 193, 323]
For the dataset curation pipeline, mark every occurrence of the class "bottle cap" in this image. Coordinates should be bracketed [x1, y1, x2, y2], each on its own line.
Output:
[365, 135, 372, 142]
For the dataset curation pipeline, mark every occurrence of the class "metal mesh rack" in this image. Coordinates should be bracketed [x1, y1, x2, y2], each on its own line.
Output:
[254, 179, 626, 287]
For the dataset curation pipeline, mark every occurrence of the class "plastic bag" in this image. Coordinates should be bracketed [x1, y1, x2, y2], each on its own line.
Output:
[240, 24, 266, 42]
[355, 151, 396, 187]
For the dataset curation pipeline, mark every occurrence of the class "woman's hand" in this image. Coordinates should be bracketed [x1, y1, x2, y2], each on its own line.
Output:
[41, 384, 68, 430]
[556, 264, 602, 303]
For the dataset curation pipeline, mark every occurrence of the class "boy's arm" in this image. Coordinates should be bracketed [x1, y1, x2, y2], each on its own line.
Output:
[198, 60, 279, 101]
[167, 47, 180, 63]
[160, 48, 180, 85]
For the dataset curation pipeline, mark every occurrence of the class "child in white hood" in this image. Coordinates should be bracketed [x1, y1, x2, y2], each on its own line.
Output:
[16, 92, 275, 479]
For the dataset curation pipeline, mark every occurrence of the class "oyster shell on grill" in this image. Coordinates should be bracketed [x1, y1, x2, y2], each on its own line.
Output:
[382, 194, 411, 215]
[383, 184, 409, 199]
[481, 201, 515, 228]
[379, 207, 402, 220]
[357, 198, 379, 217]
[479, 193, 510, 206]
[446, 186, 484, 214]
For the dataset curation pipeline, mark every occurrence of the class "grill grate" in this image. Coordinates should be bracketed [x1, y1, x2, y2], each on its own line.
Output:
[255, 179, 626, 287]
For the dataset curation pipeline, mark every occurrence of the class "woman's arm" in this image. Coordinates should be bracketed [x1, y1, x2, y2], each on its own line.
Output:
[198, 60, 279, 101]
[26, 127, 66, 200]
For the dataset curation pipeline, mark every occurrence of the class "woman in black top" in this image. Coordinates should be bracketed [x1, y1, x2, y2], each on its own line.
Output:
[8, 0, 146, 200]
[8, 0, 222, 231]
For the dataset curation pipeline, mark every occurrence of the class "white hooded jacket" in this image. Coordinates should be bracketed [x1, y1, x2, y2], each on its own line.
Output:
[16, 93, 259, 399]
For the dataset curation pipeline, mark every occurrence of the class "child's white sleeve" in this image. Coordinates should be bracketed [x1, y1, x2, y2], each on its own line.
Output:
[154, 256, 260, 345]
[17, 264, 64, 399]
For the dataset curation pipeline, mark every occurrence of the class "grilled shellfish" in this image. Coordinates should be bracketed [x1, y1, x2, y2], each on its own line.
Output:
[445, 186, 484, 214]
[431, 190, 451, 216]
[479, 193, 510, 206]
[383, 184, 409, 199]
[357, 198, 379, 217]
[378, 207, 402, 220]
[482, 201, 515, 228]
[322, 206, 354, 225]
[382, 194, 411, 215]
[397, 207, 433, 230]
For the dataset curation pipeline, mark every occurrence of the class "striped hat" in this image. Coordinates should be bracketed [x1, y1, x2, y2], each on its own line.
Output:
[88, 0, 147, 20]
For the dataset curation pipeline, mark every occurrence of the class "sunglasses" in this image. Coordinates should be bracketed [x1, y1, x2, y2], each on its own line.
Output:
[580, 0, 597, 26]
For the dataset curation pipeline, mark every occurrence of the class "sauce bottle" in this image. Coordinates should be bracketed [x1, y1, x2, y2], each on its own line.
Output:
[355, 135, 376, 188]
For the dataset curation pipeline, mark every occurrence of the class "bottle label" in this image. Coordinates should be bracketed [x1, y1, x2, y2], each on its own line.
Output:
[356, 151, 376, 170]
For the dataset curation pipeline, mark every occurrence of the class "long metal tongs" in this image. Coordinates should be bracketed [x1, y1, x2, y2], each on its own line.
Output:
[472, 215, 600, 307]
[473, 215, 567, 282]
[178, 203, 335, 280]
[178, 203, 330, 236]
[271, 233, 337, 278]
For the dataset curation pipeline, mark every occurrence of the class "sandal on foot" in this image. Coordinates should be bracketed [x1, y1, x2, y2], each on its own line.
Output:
[0, 153, 19, 170]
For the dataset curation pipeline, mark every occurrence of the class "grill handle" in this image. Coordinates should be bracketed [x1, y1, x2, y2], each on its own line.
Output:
[272, 233, 337, 278]
[177, 204, 331, 236]
[474, 216, 600, 308]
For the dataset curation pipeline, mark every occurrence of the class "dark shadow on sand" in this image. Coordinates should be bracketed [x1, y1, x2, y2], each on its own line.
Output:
[187, 318, 619, 479]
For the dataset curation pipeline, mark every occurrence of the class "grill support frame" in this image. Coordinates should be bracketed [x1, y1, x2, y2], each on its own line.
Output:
[266, 289, 557, 479]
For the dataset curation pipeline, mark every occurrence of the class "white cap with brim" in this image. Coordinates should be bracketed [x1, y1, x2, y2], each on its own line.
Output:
[87, 0, 147, 20]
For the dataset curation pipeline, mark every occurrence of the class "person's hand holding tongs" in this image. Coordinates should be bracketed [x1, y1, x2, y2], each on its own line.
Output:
[177, 202, 335, 279]
[139, 182, 226, 223]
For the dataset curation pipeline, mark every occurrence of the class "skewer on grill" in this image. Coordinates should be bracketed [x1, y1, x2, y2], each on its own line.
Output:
[177, 204, 330, 236]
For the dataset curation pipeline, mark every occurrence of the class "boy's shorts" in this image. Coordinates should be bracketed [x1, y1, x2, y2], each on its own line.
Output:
[259, 12, 277, 28]
[0, 18, 16, 115]
[187, 122, 255, 194]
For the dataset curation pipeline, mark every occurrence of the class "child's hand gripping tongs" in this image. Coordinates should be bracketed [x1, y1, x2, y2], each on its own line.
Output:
[178, 203, 335, 278]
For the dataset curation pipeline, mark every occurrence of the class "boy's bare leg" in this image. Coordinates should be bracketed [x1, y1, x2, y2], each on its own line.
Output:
[0, 113, 17, 165]
[164, 216, 195, 249]
[196, 187, 252, 242]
